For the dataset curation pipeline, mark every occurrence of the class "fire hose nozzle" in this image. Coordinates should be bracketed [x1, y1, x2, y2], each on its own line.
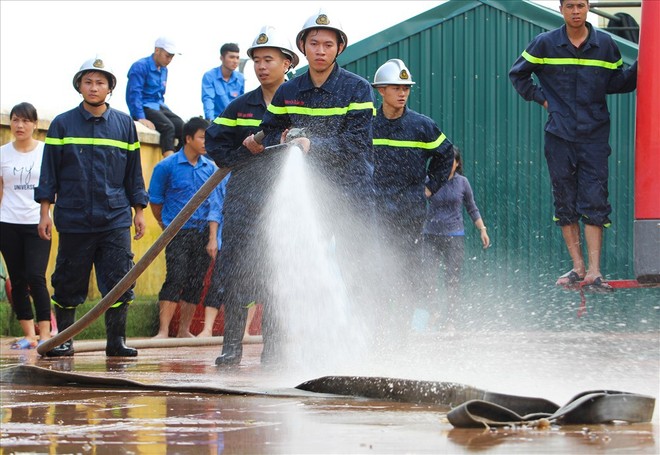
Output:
[286, 128, 307, 141]
[253, 128, 307, 146]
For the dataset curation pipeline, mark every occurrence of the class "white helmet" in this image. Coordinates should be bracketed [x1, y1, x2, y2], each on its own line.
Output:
[247, 25, 300, 69]
[296, 9, 348, 55]
[372, 59, 416, 87]
[73, 56, 117, 92]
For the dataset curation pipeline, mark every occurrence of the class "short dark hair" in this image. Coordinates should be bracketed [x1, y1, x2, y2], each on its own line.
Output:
[559, 0, 589, 5]
[302, 28, 344, 47]
[183, 117, 210, 142]
[220, 42, 240, 56]
[452, 146, 464, 176]
[10, 102, 38, 122]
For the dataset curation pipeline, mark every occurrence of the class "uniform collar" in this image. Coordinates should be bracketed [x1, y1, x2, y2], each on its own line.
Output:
[217, 67, 239, 83]
[175, 148, 210, 168]
[245, 86, 266, 108]
[299, 63, 341, 92]
[149, 54, 162, 72]
[378, 105, 408, 122]
[175, 149, 188, 164]
[78, 102, 111, 120]
[559, 22, 599, 50]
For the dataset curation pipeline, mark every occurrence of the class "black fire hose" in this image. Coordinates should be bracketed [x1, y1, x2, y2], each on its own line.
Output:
[37, 166, 232, 355]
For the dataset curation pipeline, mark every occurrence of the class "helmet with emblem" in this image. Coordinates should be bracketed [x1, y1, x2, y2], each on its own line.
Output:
[371, 59, 416, 87]
[247, 25, 300, 69]
[296, 9, 348, 55]
[73, 56, 117, 93]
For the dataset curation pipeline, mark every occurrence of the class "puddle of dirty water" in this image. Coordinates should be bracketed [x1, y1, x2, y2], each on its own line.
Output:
[1, 339, 658, 454]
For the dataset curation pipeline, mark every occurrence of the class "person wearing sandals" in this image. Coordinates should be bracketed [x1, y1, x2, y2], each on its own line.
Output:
[509, 0, 637, 291]
[0, 102, 52, 349]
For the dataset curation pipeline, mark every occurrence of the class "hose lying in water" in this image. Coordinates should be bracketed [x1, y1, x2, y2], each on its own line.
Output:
[297, 376, 656, 427]
[61, 335, 263, 353]
[1, 366, 654, 427]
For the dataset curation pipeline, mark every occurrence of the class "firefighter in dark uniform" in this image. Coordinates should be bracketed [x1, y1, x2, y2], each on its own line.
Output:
[259, 10, 376, 362]
[35, 57, 149, 357]
[260, 10, 374, 201]
[509, 0, 637, 290]
[205, 26, 299, 366]
[371, 59, 454, 331]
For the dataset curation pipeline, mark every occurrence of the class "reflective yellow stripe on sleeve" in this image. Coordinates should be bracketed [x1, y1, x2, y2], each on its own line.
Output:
[521, 50, 622, 70]
[213, 117, 262, 127]
[45, 137, 140, 151]
[373, 133, 447, 150]
[267, 101, 374, 117]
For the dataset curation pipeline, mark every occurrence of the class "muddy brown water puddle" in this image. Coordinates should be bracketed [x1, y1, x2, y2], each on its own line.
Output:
[1, 334, 658, 453]
[2, 384, 656, 454]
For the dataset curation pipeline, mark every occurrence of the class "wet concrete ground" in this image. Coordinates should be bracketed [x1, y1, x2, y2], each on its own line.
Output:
[1, 331, 658, 454]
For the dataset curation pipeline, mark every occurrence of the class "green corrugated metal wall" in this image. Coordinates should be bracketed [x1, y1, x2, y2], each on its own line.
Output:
[339, 0, 639, 285]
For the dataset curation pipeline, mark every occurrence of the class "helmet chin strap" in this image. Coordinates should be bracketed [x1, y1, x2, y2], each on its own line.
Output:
[82, 91, 112, 108]
[85, 99, 106, 107]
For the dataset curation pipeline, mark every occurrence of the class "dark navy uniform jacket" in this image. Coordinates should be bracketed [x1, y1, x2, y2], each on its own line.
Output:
[205, 86, 280, 224]
[509, 23, 637, 143]
[35, 103, 148, 233]
[260, 64, 375, 200]
[372, 106, 453, 221]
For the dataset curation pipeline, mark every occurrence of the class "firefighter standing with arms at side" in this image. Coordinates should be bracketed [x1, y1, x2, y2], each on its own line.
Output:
[370, 58, 455, 334]
[35, 57, 149, 358]
[509, 0, 637, 290]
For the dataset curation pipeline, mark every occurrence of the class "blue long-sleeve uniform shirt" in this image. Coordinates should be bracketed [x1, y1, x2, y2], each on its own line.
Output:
[148, 150, 223, 231]
[35, 103, 148, 233]
[126, 54, 169, 120]
[509, 23, 637, 143]
[372, 106, 453, 221]
[201, 67, 245, 120]
[260, 64, 375, 200]
[207, 173, 228, 248]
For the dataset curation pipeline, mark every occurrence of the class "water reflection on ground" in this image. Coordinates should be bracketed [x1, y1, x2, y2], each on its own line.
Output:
[1, 332, 658, 454]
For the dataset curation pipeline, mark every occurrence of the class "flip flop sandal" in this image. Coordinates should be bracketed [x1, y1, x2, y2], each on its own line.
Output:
[10, 338, 37, 350]
[582, 277, 614, 294]
[556, 270, 584, 286]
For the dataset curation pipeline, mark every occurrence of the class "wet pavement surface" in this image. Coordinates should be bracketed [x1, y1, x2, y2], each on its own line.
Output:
[1, 331, 658, 454]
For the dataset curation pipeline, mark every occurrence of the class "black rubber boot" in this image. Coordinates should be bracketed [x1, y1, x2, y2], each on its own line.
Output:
[44, 307, 76, 357]
[215, 344, 243, 366]
[260, 302, 281, 366]
[215, 301, 247, 366]
[105, 304, 137, 357]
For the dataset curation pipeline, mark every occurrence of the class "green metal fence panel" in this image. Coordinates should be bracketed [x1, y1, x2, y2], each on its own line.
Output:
[320, 0, 657, 324]
[339, 0, 638, 285]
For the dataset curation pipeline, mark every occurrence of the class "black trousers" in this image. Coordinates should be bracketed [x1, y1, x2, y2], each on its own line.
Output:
[144, 106, 184, 154]
[0, 222, 51, 321]
[51, 229, 134, 308]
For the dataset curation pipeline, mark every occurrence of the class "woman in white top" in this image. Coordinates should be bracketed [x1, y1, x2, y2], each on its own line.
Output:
[0, 102, 52, 349]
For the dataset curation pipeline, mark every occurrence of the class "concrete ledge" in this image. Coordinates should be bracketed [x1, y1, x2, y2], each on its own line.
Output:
[1, 110, 161, 146]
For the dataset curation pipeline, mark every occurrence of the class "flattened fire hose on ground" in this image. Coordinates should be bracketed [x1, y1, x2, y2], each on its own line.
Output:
[37, 166, 232, 356]
[0, 367, 654, 427]
[443, 389, 656, 428]
[296, 376, 656, 427]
